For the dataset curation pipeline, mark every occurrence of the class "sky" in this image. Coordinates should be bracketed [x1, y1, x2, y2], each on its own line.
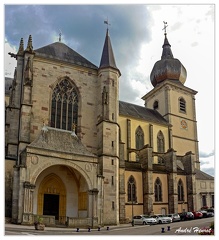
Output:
[3, 2, 216, 177]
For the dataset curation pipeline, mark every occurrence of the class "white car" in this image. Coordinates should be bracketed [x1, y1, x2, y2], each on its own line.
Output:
[150, 214, 172, 224]
[132, 215, 157, 225]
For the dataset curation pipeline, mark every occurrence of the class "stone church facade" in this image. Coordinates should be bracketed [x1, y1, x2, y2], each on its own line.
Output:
[5, 27, 214, 227]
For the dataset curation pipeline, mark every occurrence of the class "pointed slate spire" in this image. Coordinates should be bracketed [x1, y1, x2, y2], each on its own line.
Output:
[17, 38, 24, 56]
[25, 35, 34, 53]
[161, 33, 174, 59]
[99, 29, 120, 75]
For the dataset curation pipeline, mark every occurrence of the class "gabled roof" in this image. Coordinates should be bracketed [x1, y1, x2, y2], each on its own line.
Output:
[35, 42, 98, 70]
[119, 101, 170, 126]
[195, 168, 214, 180]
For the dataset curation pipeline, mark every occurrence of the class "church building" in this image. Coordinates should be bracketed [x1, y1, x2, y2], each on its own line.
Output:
[5, 25, 214, 227]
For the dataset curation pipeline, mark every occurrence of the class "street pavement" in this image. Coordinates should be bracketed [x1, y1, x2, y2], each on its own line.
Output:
[4, 217, 214, 236]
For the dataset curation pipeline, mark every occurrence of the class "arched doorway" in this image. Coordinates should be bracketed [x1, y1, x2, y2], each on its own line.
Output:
[37, 173, 66, 222]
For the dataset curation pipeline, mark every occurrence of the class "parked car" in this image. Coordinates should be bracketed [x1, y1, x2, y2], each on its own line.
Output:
[192, 211, 203, 219]
[206, 209, 214, 217]
[179, 212, 194, 221]
[132, 215, 157, 225]
[200, 210, 208, 218]
[167, 213, 181, 222]
[150, 214, 172, 224]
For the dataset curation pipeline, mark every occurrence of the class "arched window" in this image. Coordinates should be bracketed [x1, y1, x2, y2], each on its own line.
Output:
[153, 100, 159, 110]
[128, 175, 137, 202]
[50, 79, 78, 131]
[136, 126, 144, 161]
[178, 179, 184, 201]
[157, 131, 165, 164]
[154, 177, 162, 202]
[179, 97, 186, 113]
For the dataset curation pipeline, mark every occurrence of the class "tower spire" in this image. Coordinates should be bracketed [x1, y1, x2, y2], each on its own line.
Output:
[161, 21, 173, 59]
[99, 21, 120, 75]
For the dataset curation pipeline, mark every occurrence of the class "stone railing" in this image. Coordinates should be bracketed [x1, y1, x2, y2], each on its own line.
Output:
[66, 217, 98, 228]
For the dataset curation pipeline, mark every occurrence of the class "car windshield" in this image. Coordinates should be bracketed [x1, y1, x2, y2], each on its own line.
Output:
[142, 215, 151, 218]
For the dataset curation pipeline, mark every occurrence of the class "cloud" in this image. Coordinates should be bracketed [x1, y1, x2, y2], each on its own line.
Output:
[5, 4, 151, 104]
[199, 150, 214, 158]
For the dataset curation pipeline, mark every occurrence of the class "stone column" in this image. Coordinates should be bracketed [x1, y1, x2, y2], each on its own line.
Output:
[149, 124, 153, 148]
[164, 149, 178, 214]
[12, 166, 19, 223]
[181, 152, 197, 212]
[22, 181, 35, 224]
[23, 181, 35, 213]
[119, 141, 126, 223]
[88, 188, 99, 228]
[127, 119, 131, 161]
[139, 145, 154, 215]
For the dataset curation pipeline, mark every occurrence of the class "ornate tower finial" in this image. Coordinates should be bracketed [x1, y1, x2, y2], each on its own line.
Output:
[25, 35, 34, 53]
[162, 21, 168, 35]
[17, 38, 24, 56]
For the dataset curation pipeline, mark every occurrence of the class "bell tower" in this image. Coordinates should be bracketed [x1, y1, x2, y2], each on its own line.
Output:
[97, 25, 121, 224]
[142, 24, 200, 169]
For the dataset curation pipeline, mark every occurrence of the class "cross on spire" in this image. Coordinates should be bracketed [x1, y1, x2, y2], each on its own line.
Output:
[162, 21, 168, 35]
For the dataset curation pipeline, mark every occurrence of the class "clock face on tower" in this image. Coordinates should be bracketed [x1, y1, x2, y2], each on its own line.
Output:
[181, 119, 188, 129]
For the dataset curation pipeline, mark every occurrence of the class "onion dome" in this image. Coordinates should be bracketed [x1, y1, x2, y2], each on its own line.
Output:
[150, 33, 187, 87]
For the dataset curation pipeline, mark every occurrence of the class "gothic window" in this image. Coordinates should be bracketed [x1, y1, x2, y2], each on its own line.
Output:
[136, 126, 144, 161]
[178, 179, 184, 201]
[153, 100, 159, 110]
[179, 97, 186, 113]
[157, 131, 165, 164]
[50, 79, 78, 131]
[128, 175, 137, 202]
[154, 177, 162, 202]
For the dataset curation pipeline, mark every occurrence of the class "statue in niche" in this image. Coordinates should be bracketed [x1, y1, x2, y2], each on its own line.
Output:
[24, 57, 32, 86]
[102, 86, 108, 104]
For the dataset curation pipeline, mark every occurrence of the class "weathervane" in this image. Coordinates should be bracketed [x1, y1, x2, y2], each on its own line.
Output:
[104, 18, 111, 29]
[162, 21, 168, 35]
[59, 29, 62, 42]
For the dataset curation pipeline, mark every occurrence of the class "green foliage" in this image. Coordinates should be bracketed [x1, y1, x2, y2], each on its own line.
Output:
[34, 216, 43, 225]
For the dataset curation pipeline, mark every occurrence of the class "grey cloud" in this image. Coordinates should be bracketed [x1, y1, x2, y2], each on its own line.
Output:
[5, 5, 152, 104]
[191, 42, 198, 47]
[170, 21, 183, 32]
[199, 150, 214, 158]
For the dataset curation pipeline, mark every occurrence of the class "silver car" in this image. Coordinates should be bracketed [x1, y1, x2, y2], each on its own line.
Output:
[150, 214, 172, 224]
[167, 213, 181, 222]
[132, 215, 157, 225]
